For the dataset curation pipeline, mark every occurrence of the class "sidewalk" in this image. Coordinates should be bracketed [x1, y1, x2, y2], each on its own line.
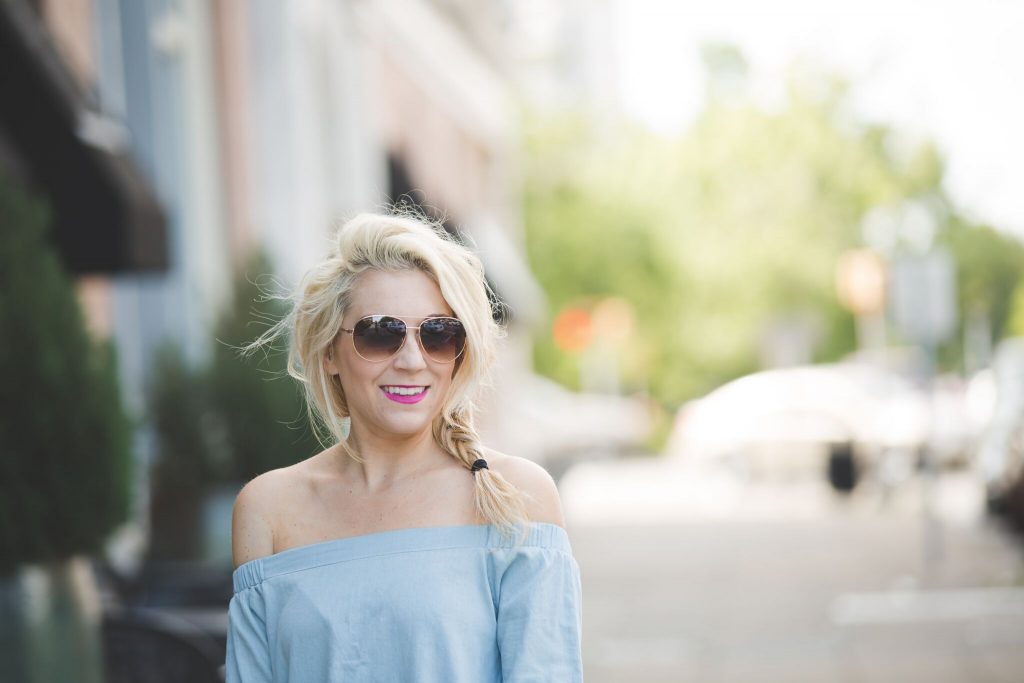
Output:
[563, 459, 1024, 682]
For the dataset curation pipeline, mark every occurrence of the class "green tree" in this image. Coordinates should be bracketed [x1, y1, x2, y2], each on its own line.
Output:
[147, 251, 319, 559]
[209, 251, 320, 482]
[147, 345, 217, 560]
[523, 55, 1020, 415]
[1008, 280, 1024, 338]
[0, 176, 130, 683]
[938, 219, 1024, 360]
[0, 177, 131, 574]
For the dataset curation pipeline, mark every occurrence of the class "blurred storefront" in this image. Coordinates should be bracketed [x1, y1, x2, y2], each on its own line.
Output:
[0, 0, 168, 274]
[3, 0, 647, 586]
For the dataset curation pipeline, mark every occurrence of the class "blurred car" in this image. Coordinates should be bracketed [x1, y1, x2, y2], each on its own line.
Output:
[665, 362, 969, 492]
[975, 337, 1024, 521]
[516, 374, 653, 479]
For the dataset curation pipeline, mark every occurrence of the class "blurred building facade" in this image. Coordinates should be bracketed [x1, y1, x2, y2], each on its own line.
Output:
[0, 0, 168, 282]
[4, 0, 586, 565]
[3, 0, 654, 572]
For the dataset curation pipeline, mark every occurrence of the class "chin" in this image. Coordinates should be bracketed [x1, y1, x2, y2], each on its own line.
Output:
[379, 415, 435, 439]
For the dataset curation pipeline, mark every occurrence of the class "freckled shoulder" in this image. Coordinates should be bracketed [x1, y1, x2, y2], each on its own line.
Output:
[486, 451, 566, 528]
[231, 467, 297, 568]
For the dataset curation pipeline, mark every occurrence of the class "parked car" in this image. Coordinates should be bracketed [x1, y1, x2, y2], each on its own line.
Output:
[975, 337, 1024, 523]
[665, 362, 967, 492]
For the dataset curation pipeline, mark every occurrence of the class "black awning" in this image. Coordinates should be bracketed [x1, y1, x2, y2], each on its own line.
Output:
[0, 0, 167, 274]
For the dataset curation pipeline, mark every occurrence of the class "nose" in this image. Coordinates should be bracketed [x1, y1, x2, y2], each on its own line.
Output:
[393, 329, 428, 371]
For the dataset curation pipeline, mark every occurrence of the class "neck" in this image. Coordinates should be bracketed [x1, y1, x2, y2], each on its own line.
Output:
[338, 421, 445, 491]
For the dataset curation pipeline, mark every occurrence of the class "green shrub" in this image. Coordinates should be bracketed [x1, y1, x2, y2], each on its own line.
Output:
[0, 177, 132, 575]
[209, 252, 320, 481]
[147, 251, 318, 560]
[147, 345, 218, 560]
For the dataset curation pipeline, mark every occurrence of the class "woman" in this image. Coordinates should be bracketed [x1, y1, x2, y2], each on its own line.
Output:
[226, 212, 584, 681]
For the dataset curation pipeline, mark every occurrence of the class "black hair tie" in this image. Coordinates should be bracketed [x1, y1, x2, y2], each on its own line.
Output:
[471, 458, 489, 474]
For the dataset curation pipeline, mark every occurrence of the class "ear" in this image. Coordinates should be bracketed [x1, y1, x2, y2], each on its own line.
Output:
[324, 345, 340, 376]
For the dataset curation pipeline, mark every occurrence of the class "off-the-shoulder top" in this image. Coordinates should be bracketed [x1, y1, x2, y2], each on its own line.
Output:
[226, 522, 583, 682]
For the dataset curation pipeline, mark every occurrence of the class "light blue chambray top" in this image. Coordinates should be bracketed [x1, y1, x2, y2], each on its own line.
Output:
[226, 522, 583, 682]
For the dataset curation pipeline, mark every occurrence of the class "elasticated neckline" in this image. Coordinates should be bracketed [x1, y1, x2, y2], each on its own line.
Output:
[231, 522, 571, 593]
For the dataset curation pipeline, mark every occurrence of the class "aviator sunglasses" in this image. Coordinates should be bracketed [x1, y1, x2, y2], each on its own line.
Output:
[339, 315, 467, 363]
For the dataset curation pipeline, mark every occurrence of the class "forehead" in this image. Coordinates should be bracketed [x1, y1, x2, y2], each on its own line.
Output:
[347, 268, 452, 318]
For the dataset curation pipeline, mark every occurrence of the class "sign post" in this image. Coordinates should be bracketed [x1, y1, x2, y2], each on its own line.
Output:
[890, 248, 957, 577]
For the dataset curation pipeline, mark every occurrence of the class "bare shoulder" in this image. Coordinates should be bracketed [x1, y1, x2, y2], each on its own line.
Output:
[486, 450, 566, 528]
[231, 467, 296, 568]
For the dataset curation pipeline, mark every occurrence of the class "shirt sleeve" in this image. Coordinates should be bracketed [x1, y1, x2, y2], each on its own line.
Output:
[496, 545, 584, 682]
[225, 585, 273, 683]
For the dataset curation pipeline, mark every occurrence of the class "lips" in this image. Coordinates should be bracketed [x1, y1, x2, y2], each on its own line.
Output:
[380, 385, 429, 404]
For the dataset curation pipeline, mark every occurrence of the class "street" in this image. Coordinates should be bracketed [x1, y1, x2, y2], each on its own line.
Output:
[562, 459, 1024, 682]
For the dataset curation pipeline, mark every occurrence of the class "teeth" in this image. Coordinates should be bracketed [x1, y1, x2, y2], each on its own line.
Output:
[383, 386, 426, 396]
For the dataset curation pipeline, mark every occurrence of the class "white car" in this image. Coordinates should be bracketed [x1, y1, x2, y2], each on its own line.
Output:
[975, 337, 1024, 511]
[666, 362, 946, 491]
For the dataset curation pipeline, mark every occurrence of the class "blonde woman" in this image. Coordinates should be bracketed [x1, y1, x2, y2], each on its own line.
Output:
[226, 212, 584, 681]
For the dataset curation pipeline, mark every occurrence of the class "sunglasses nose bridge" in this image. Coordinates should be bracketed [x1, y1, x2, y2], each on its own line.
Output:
[392, 324, 429, 366]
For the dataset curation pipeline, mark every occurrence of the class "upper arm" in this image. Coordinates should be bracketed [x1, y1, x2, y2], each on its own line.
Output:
[491, 453, 567, 528]
[231, 473, 277, 569]
[492, 457, 582, 681]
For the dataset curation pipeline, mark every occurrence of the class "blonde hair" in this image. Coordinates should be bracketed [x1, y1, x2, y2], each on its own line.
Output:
[249, 211, 530, 538]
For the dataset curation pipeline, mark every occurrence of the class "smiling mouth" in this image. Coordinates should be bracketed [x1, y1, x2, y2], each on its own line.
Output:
[380, 385, 429, 404]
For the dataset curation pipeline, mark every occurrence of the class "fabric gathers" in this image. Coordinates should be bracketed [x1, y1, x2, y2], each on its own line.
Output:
[225, 522, 584, 682]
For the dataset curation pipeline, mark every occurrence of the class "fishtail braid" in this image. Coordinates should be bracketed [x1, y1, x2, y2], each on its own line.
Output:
[435, 410, 530, 541]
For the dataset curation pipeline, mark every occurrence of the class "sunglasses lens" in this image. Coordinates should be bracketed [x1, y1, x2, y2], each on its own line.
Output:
[419, 318, 467, 362]
[352, 316, 406, 361]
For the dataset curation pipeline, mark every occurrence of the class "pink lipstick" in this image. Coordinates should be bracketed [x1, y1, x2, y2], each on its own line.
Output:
[380, 385, 429, 404]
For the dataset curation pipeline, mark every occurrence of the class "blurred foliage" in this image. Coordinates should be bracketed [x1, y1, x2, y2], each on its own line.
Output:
[938, 220, 1024, 353]
[1009, 281, 1024, 338]
[523, 56, 1024, 411]
[148, 251, 318, 560]
[148, 345, 217, 560]
[209, 251, 321, 481]
[0, 177, 132, 575]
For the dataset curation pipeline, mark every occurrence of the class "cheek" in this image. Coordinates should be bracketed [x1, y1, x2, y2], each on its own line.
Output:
[437, 364, 459, 394]
[333, 355, 374, 398]
[450, 357, 466, 382]
[341, 366, 375, 394]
